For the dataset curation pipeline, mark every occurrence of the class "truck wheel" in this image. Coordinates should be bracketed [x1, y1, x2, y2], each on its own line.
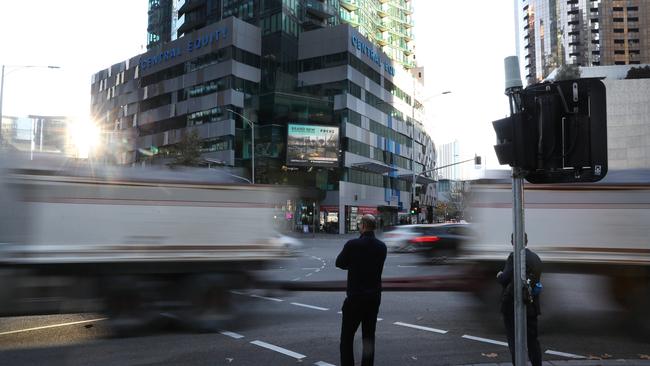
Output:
[103, 276, 153, 337]
[180, 275, 235, 333]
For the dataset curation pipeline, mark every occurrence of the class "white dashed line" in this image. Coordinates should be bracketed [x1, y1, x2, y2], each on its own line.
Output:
[290, 302, 329, 311]
[337, 311, 342, 314]
[461, 334, 508, 346]
[220, 331, 244, 339]
[397, 265, 418, 268]
[314, 361, 336, 366]
[250, 294, 283, 302]
[545, 350, 586, 359]
[250, 340, 306, 359]
[306, 273, 313, 277]
[301, 268, 320, 270]
[393, 321, 448, 334]
[230, 290, 247, 296]
[292, 278, 301, 281]
[377, 318, 383, 321]
[0, 318, 107, 336]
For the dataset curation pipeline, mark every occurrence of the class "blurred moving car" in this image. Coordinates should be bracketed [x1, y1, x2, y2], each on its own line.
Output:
[272, 232, 304, 255]
[381, 223, 475, 261]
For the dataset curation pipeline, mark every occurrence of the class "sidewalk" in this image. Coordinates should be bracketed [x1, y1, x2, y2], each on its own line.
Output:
[458, 359, 650, 366]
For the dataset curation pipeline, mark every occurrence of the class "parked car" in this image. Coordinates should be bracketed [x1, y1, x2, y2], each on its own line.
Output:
[381, 223, 476, 262]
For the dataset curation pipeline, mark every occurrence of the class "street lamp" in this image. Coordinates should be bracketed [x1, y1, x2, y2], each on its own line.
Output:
[225, 108, 255, 184]
[0, 64, 61, 145]
[408, 90, 452, 223]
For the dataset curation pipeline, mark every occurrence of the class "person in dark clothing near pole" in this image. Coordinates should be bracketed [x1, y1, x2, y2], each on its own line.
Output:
[336, 214, 387, 366]
[496, 233, 543, 366]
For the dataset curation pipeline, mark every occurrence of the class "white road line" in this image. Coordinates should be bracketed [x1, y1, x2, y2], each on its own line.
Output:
[291, 277, 301, 281]
[290, 302, 329, 311]
[0, 317, 107, 336]
[301, 268, 320, 270]
[461, 335, 508, 347]
[377, 318, 383, 321]
[306, 273, 313, 277]
[337, 311, 342, 314]
[230, 290, 248, 296]
[250, 294, 283, 302]
[393, 321, 448, 334]
[315, 361, 336, 366]
[250, 340, 306, 359]
[397, 265, 418, 268]
[220, 331, 245, 339]
[545, 350, 586, 359]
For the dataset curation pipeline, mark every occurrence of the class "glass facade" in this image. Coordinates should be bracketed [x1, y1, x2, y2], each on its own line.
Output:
[521, 0, 650, 83]
[339, 0, 414, 68]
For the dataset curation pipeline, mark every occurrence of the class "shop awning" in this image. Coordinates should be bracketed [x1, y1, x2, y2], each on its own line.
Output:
[351, 162, 397, 174]
[398, 174, 437, 185]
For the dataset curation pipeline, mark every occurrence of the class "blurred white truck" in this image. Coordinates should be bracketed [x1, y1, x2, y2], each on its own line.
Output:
[0, 154, 296, 333]
[464, 169, 650, 333]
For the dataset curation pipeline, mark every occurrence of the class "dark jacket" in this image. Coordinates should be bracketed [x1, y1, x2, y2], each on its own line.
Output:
[336, 231, 387, 298]
[497, 248, 543, 315]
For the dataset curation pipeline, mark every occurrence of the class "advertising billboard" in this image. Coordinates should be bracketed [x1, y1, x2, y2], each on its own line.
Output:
[287, 124, 339, 167]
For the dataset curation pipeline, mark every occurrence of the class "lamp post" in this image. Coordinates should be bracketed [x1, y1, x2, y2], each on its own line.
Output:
[408, 90, 452, 223]
[0, 64, 61, 145]
[226, 108, 255, 184]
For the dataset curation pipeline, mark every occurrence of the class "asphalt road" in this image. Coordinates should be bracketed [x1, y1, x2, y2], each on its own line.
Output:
[0, 235, 647, 366]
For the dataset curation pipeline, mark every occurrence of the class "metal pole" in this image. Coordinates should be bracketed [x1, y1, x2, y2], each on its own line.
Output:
[512, 167, 527, 366]
[507, 81, 527, 366]
[251, 118, 255, 184]
[226, 108, 255, 184]
[0, 65, 5, 145]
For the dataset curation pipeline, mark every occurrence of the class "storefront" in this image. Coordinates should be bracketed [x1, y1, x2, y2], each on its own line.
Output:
[344, 205, 379, 233]
[319, 205, 340, 233]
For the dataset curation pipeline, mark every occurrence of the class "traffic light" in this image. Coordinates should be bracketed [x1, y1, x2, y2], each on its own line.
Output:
[409, 200, 420, 215]
[492, 78, 608, 183]
[492, 113, 537, 170]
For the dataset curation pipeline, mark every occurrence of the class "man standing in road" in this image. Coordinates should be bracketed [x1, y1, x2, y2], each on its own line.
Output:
[336, 214, 387, 366]
[497, 233, 543, 366]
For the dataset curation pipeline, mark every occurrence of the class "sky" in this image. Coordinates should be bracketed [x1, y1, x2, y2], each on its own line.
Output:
[0, 0, 516, 169]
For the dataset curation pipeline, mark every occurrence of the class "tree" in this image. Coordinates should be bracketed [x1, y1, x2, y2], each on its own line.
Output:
[554, 64, 581, 81]
[173, 130, 202, 166]
[625, 65, 650, 79]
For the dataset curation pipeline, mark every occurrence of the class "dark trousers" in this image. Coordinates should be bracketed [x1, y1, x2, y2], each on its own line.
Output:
[340, 295, 381, 366]
[503, 309, 542, 366]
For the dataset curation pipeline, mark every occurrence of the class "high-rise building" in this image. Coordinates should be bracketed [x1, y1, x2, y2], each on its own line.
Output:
[519, 0, 650, 84]
[93, 0, 434, 233]
[339, 0, 415, 69]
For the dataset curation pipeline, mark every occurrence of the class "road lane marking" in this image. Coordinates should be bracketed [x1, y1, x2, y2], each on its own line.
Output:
[393, 322, 448, 334]
[292, 278, 301, 281]
[377, 318, 383, 321]
[315, 362, 336, 366]
[220, 331, 244, 339]
[545, 350, 586, 359]
[290, 302, 329, 311]
[230, 290, 248, 296]
[397, 265, 418, 268]
[461, 334, 508, 346]
[250, 294, 283, 302]
[306, 273, 313, 277]
[251, 340, 306, 359]
[301, 268, 320, 270]
[0, 317, 107, 336]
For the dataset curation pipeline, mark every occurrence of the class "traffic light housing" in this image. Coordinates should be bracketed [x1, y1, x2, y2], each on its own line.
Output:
[493, 78, 608, 183]
[410, 201, 420, 215]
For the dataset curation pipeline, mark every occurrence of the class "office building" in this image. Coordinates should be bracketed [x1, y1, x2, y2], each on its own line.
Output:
[92, 2, 434, 233]
[339, 0, 415, 69]
[519, 0, 650, 83]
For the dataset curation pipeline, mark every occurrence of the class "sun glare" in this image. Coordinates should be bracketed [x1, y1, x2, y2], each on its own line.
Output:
[68, 120, 101, 158]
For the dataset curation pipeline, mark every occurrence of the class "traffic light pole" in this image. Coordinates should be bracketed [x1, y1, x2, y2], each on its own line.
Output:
[505, 55, 527, 366]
